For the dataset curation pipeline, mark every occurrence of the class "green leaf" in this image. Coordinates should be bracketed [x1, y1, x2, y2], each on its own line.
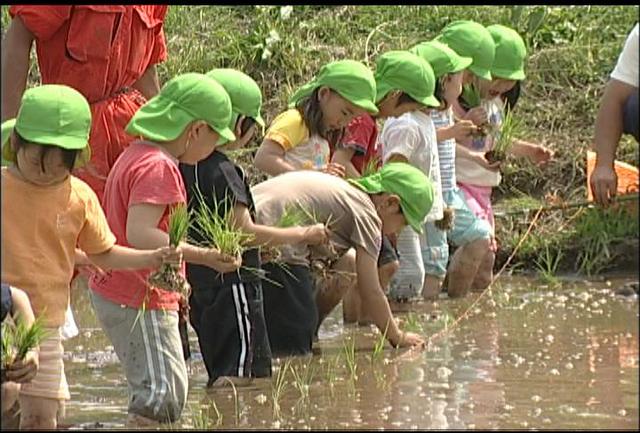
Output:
[527, 8, 547, 35]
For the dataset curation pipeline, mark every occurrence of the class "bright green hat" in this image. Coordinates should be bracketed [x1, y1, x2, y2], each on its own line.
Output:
[487, 24, 527, 81]
[374, 50, 440, 108]
[206, 68, 265, 131]
[349, 162, 433, 234]
[2, 84, 92, 164]
[288, 60, 379, 115]
[126, 73, 235, 144]
[436, 20, 496, 81]
[409, 40, 473, 78]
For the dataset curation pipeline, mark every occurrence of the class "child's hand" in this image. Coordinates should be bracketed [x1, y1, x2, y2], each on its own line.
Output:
[463, 106, 489, 126]
[318, 162, 346, 178]
[151, 246, 183, 268]
[391, 331, 426, 349]
[468, 150, 501, 171]
[5, 350, 39, 383]
[302, 223, 331, 245]
[451, 120, 478, 141]
[434, 207, 455, 231]
[205, 250, 243, 274]
[526, 144, 554, 166]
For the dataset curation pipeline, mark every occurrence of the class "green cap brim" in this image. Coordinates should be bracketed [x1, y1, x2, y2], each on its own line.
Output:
[491, 68, 526, 81]
[335, 90, 379, 115]
[420, 95, 442, 108]
[255, 113, 266, 128]
[452, 56, 474, 74]
[469, 65, 492, 81]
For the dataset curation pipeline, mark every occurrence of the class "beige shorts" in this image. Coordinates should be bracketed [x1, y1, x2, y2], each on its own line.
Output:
[19, 328, 70, 401]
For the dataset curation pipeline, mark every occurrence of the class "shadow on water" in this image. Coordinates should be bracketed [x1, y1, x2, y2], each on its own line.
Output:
[63, 275, 638, 430]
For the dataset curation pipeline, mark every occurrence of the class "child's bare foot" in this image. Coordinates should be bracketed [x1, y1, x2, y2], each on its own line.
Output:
[125, 412, 161, 428]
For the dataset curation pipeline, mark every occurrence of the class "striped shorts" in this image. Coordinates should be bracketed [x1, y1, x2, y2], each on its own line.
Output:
[89, 290, 188, 423]
[19, 327, 70, 401]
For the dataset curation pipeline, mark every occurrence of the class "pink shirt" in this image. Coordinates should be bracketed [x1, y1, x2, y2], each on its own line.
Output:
[89, 141, 185, 310]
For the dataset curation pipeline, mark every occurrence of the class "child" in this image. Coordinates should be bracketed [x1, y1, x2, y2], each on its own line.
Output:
[252, 162, 434, 356]
[254, 59, 379, 177]
[451, 24, 553, 292]
[88, 73, 242, 426]
[409, 40, 494, 300]
[1, 284, 38, 428]
[377, 53, 447, 303]
[1, 85, 178, 429]
[179, 68, 329, 388]
[332, 51, 442, 316]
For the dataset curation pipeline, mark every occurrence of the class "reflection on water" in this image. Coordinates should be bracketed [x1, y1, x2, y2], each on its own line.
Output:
[63, 276, 638, 429]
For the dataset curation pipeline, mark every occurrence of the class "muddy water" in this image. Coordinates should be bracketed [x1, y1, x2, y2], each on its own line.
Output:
[62, 276, 638, 429]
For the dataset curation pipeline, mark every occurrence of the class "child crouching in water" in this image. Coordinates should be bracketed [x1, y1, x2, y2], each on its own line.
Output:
[1, 85, 179, 429]
[254, 59, 380, 178]
[180, 68, 330, 388]
[88, 73, 242, 427]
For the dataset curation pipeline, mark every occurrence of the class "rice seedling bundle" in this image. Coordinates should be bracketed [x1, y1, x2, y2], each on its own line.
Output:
[1, 314, 49, 382]
[485, 102, 523, 163]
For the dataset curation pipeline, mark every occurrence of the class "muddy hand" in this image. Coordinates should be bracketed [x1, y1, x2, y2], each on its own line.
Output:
[465, 106, 489, 126]
[452, 119, 478, 140]
[320, 162, 346, 178]
[590, 164, 618, 208]
[395, 331, 426, 350]
[209, 250, 242, 273]
[5, 350, 39, 383]
[470, 150, 501, 171]
[155, 246, 182, 268]
[304, 223, 331, 245]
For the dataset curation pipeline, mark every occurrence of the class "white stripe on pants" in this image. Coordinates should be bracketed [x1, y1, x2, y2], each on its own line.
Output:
[389, 225, 425, 300]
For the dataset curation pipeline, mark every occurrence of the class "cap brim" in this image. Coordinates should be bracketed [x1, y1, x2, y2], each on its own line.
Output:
[420, 95, 441, 108]
[2, 119, 16, 162]
[491, 68, 525, 81]
[406, 215, 424, 235]
[215, 126, 237, 144]
[469, 65, 492, 81]
[452, 56, 474, 73]
[352, 99, 379, 115]
[255, 113, 266, 128]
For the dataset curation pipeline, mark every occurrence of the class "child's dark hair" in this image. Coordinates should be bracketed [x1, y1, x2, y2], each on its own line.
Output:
[295, 88, 344, 147]
[501, 81, 521, 114]
[433, 76, 450, 111]
[395, 92, 418, 107]
[13, 132, 79, 172]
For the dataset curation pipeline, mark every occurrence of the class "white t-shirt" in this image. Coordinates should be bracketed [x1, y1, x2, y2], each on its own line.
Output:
[611, 23, 639, 88]
[381, 111, 444, 222]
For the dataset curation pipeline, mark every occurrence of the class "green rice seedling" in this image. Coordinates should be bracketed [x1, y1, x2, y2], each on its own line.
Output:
[486, 103, 524, 164]
[324, 353, 341, 396]
[271, 358, 290, 421]
[461, 83, 482, 109]
[191, 402, 223, 429]
[534, 244, 563, 287]
[219, 377, 241, 426]
[1, 314, 49, 382]
[371, 323, 388, 364]
[342, 336, 358, 381]
[276, 202, 310, 228]
[402, 311, 423, 334]
[148, 203, 190, 295]
[191, 188, 255, 259]
[289, 360, 316, 401]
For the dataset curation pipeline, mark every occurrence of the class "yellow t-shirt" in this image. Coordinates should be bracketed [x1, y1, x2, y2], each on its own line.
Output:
[265, 108, 330, 170]
[1, 168, 116, 327]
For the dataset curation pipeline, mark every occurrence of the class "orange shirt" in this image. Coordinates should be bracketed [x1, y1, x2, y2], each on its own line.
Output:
[9, 5, 168, 201]
[1, 168, 116, 327]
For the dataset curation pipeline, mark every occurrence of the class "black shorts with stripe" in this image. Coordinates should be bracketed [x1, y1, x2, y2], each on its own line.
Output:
[189, 280, 272, 384]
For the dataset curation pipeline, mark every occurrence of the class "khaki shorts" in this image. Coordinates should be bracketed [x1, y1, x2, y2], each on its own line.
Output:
[89, 290, 188, 423]
[19, 328, 70, 401]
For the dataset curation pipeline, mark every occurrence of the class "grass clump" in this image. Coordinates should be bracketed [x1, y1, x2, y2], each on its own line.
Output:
[148, 203, 190, 295]
[486, 103, 525, 163]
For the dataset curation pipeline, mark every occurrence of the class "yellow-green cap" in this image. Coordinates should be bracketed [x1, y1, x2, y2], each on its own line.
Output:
[436, 20, 496, 81]
[349, 161, 433, 234]
[288, 60, 379, 115]
[375, 50, 440, 108]
[2, 85, 92, 165]
[409, 40, 473, 78]
[126, 73, 235, 144]
[206, 68, 266, 131]
[487, 24, 527, 81]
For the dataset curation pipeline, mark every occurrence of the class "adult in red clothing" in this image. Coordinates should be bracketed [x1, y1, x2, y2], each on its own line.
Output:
[1, 5, 168, 203]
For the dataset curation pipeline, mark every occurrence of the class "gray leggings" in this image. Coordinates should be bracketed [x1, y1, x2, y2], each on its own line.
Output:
[89, 290, 188, 423]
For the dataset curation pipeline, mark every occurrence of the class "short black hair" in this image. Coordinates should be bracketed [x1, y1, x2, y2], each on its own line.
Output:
[395, 92, 419, 107]
[13, 132, 79, 172]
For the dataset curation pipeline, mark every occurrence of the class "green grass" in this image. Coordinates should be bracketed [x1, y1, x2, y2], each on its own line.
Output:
[1, 314, 49, 373]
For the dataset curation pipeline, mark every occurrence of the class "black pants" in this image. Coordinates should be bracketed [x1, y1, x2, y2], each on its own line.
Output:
[189, 280, 272, 384]
[261, 263, 318, 357]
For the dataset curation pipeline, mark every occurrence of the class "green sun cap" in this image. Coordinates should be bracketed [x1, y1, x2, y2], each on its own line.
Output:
[206, 68, 266, 132]
[487, 24, 527, 81]
[288, 59, 379, 114]
[2, 84, 92, 164]
[126, 73, 235, 144]
[374, 50, 440, 108]
[349, 161, 433, 234]
[436, 20, 496, 81]
[409, 40, 473, 78]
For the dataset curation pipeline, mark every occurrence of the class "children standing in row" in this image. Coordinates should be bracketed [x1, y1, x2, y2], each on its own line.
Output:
[87, 73, 242, 427]
[179, 69, 329, 388]
[1, 85, 180, 429]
